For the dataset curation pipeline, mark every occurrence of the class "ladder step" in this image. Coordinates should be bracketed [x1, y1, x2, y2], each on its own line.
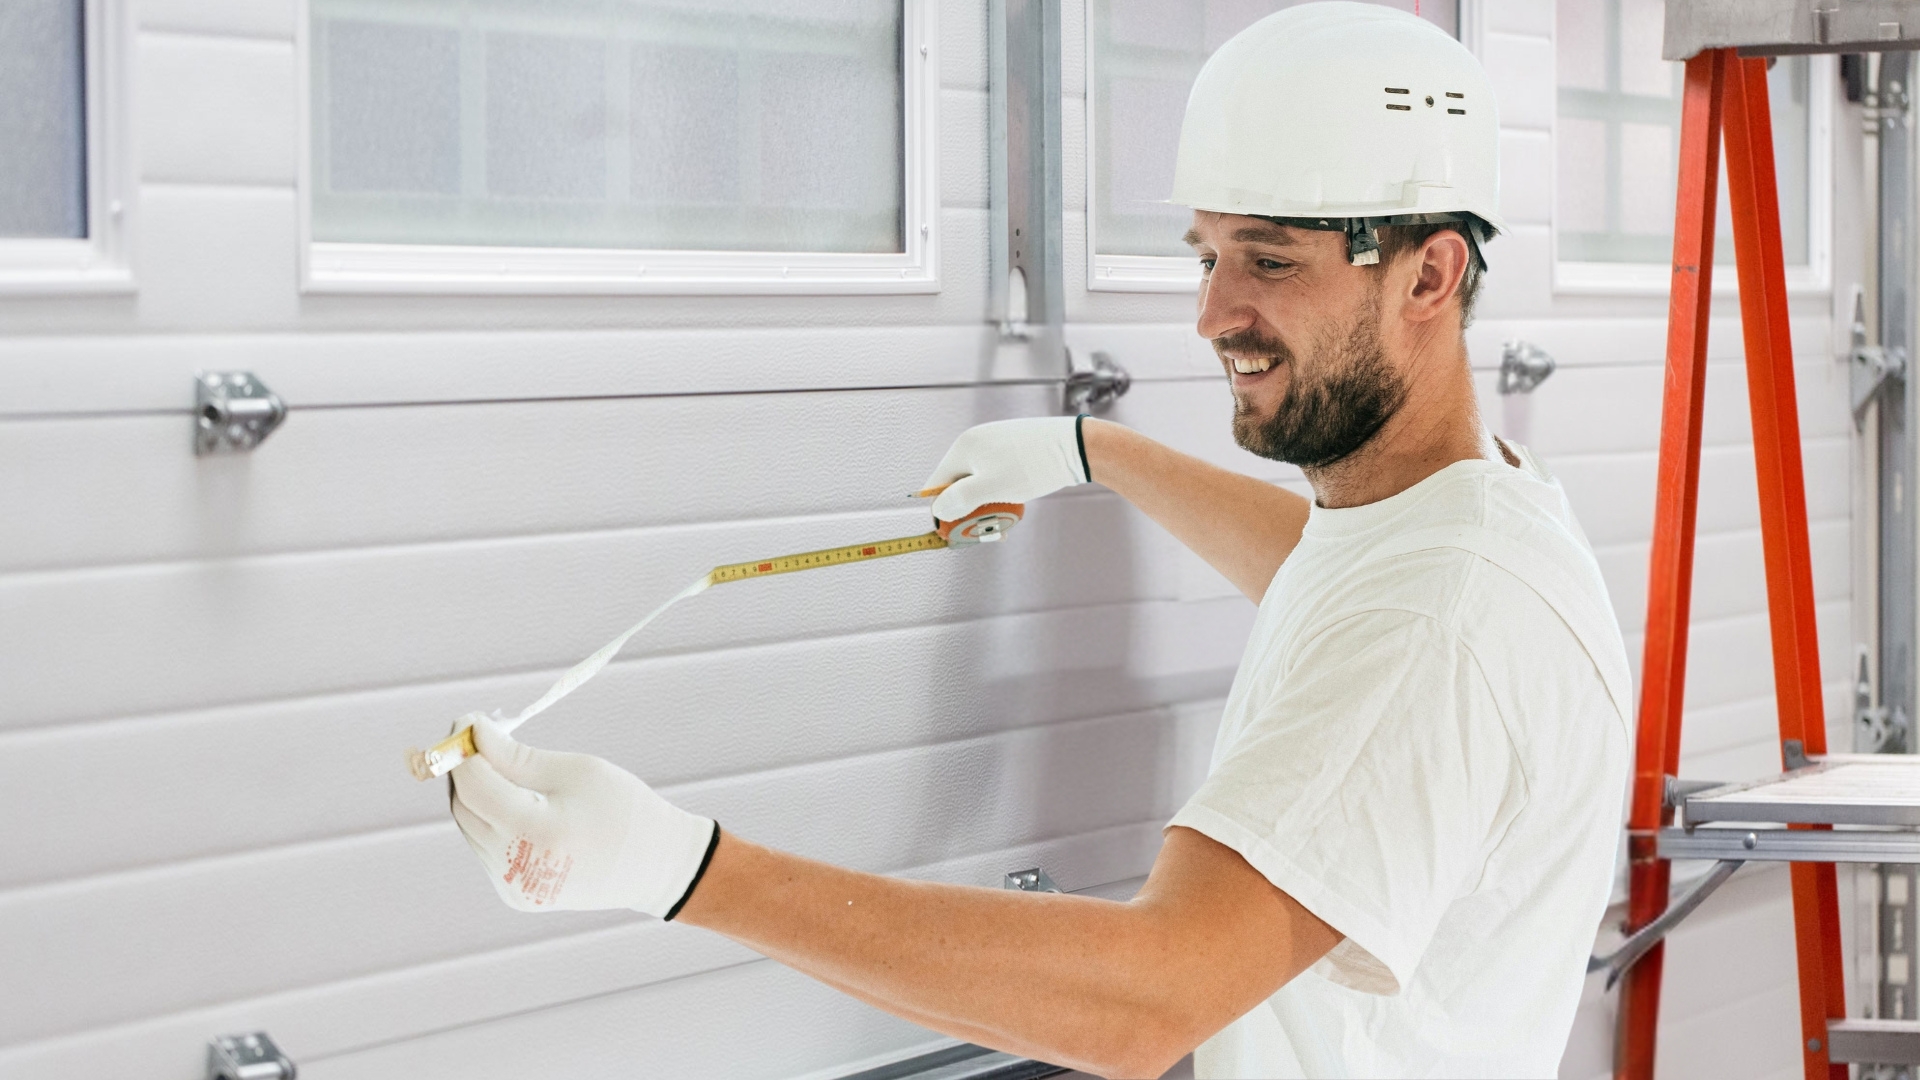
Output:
[1829, 1019, 1920, 1064]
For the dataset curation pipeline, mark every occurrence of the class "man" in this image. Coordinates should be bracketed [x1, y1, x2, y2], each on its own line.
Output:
[446, 4, 1631, 1076]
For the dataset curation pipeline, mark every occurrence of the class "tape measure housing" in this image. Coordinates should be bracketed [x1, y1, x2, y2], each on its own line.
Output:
[937, 502, 1024, 545]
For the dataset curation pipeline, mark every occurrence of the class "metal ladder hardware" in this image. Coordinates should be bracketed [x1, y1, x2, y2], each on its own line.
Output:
[1830, 1019, 1920, 1064]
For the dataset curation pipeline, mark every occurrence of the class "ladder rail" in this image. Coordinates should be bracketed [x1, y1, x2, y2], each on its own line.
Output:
[1617, 50, 1850, 1080]
[1721, 53, 1850, 1080]
[1616, 47, 1724, 1080]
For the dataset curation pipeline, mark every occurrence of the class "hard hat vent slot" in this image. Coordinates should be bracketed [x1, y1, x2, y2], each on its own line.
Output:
[1446, 92, 1465, 99]
[1386, 103, 1412, 111]
[1448, 108, 1466, 115]
[1384, 87, 1410, 94]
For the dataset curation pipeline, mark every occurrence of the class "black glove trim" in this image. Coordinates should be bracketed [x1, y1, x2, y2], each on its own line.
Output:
[664, 820, 722, 922]
[1075, 413, 1092, 484]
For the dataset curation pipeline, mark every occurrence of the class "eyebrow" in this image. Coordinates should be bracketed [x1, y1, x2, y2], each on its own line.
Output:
[1182, 223, 1304, 248]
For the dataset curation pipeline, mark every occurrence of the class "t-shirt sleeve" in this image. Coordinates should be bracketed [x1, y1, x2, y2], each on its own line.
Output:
[1167, 607, 1521, 996]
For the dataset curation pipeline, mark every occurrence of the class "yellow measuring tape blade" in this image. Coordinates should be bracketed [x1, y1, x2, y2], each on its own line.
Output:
[705, 531, 949, 585]
[410, 528, 961, 781]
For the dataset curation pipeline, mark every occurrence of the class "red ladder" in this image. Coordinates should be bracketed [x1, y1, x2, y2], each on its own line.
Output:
[1615, 49, 1849, 1080]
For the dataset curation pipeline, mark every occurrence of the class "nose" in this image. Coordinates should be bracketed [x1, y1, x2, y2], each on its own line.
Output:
[1196, 260, 1258, 344]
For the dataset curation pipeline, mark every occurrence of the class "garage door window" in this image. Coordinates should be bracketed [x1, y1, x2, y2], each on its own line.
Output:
[0, 0, 130, 291]
[1554, 0, 1829, 291]
[304, 0, 938, 293]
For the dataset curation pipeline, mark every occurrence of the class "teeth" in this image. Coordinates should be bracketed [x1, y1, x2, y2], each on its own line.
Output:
[1231, 356, 1274, 374]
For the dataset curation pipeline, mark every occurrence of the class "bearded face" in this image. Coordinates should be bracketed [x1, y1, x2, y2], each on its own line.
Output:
[1218, 290, 1408, 469]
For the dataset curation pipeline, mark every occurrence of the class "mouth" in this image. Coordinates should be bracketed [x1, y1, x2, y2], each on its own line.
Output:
[1225, 354, 1282, 388]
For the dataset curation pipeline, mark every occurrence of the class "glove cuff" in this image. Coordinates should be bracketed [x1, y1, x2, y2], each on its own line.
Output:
[663, 820, 722, 921]
[622, 795, 721, 919]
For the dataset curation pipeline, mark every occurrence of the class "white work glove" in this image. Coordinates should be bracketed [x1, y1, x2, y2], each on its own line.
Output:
[921, 416, 1091, 523]
[449, 717, 718, 919]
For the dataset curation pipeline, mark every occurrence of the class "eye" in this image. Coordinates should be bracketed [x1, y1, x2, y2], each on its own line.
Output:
[1256, 258, 1287, 271]
[1198, 256, 1216, 273]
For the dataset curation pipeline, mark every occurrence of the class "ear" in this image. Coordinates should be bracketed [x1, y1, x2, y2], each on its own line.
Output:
[1401, 229, 1471, 325]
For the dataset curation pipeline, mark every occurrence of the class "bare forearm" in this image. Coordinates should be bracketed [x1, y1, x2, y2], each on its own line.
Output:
[1081, 419, 1308, 602]
[674, 828, 1339, 1079]
[677, 834, 1191, 1075]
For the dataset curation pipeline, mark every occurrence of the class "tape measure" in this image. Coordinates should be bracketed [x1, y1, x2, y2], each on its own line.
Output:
[407, 501, 1024, 781]
[704, 502, 1023, 585]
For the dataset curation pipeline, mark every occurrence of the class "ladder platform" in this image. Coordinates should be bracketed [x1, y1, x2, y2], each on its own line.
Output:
[1683, 754, 1920, 827]
[1660, 825, 1920, 863]
[1829, 1019, 1920, 1064]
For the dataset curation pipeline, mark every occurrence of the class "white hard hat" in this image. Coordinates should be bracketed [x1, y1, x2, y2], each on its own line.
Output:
[1170, 1, 1504, 267]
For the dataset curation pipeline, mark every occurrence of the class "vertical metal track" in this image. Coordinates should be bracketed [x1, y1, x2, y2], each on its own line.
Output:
[1872, 52, 1920, 1076]
[988, 0, 1065, 341]
[1878, 50, 1914, 762]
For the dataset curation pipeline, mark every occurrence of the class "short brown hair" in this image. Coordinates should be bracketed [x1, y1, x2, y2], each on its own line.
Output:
[1374, 220, 1489, 327]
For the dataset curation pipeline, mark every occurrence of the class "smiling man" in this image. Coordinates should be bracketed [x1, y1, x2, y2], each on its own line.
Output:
[444, 4, 1631, 1077]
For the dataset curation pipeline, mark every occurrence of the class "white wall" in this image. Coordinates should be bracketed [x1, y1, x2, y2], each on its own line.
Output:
[0, 1, 1861, 1078]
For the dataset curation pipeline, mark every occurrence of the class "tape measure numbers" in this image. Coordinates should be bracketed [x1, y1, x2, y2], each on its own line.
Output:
[407, 501, 1025, 781]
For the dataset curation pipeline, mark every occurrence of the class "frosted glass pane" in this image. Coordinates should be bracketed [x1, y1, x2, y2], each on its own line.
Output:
[310, 0, 902, 253]
[1091, 0, 1457, 257]
[1556, 0, 1605, 91]
[1557, 117, 1607, 234]
[322, 21, 461, 195]
[1617, 121, 1673, 235]
[0, 0, 86, 239]
[1555, 0, 1810, 268]
[1618, 0, 1676, 98]
[630, 43, 740, 204]
[486, 34, 607, 200]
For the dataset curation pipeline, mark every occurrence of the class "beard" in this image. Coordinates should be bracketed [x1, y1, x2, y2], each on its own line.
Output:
[1222, 300, 1406, 469]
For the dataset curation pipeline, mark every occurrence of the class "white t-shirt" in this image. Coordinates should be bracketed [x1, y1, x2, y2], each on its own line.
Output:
[1169, 450, 1632, 1079]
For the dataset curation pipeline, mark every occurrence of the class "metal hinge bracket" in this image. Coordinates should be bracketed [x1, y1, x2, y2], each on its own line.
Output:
[1849, 288, 1907, 428]
[1497, 340, 1556, 395]
[206, 1032, 296, 1080]
[1856, 646, 1911, 753]
[1003, 867, 1063, 893]
[195, 372, 286, 455]
[1854, 345, 1908, 425]
[1063, 350, 1131, 414]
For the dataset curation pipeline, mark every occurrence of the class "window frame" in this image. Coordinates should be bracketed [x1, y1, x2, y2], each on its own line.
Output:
[295, 0, 940, 296]
[1081, 0, 1200, 293]
[0, 0, 135, 295]
[1081, 0, 1476, 293]
[1550, 48, 1835, 296]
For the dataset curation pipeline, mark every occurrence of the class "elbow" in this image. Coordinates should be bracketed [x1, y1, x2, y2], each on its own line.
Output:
[1093, 1046, 1190, 1080]
[1080, 1019, 1201, 1080]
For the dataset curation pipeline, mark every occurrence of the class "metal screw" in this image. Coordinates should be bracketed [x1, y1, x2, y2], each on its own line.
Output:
[1744, 832, 1759, 850]
[1808, 1037, 1822, 1052]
